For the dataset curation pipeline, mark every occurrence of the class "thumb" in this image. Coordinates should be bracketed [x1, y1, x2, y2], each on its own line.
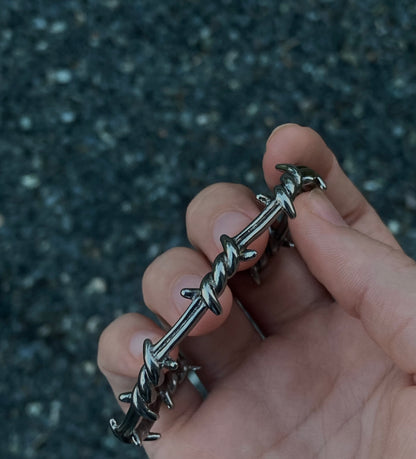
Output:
[290, 188, 416, 375]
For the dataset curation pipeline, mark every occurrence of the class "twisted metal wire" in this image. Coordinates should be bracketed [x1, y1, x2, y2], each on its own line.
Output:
[181, 234, 257, 316]
[108, 164, 326, 446]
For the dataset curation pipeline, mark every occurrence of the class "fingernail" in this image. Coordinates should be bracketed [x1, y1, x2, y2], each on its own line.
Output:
[129, 331, 159, 359]
[267, 123, 298, 145]
[173, 274, 202, 313]
[309, 188, 347, 227]
[213, 211, 252, 250]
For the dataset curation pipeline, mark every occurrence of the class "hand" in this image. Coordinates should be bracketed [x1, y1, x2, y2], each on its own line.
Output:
[98, 124, 416, 458]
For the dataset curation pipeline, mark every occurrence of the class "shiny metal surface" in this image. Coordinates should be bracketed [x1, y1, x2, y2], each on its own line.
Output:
[108, 164, 326, 446]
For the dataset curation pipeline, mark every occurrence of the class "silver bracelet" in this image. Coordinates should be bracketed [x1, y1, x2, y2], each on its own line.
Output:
[108, 164, 326, 446]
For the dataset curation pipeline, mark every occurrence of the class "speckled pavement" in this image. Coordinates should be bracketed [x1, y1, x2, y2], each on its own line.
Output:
[1, 1, 415, 458]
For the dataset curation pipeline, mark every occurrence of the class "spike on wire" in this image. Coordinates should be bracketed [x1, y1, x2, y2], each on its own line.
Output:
[118, 392, 132, 403]
[162, 358, 178, 371]
[131, 432, 142, 446]
[275, 163, 293, 173]
[189, 365, 201, 372]
[145, 432, 161, 441]
[282, 239, 295, 248]
[256, 193, 271, 206]
[240, 249, 257, 261]
[317, 176, 327, 190]
[180, 288, 200, 300]
[162, 391, 174, 409]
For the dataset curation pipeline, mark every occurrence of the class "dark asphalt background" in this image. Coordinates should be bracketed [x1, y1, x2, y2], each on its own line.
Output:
[1, 1, 416, 458]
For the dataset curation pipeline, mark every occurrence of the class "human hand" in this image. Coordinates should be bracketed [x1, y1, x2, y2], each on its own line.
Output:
[98, 124, 416, 458]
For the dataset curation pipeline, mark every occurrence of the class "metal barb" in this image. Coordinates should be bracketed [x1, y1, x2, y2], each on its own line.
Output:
[108, 164, 325, 446]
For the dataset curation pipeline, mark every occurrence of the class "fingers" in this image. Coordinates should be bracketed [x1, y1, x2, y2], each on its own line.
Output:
[142, 246, 262, 388]
[263, 124, 400, 249]
[98, 313, 163, 399]
[186, 182, 269, 269]
[185, 181, 328, 334]
[142, 247, 234, 335]
[97, 313, 201, 434]
[289, 187, 416, 374]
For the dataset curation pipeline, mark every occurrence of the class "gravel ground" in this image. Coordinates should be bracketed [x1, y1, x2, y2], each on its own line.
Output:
[1, 1, 415, 458]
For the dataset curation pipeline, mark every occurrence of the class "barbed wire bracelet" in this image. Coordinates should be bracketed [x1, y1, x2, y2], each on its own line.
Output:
[108, 164, 326, 446]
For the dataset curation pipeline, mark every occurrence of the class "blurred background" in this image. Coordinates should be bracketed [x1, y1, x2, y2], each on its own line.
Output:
[1, 0, 415, 457]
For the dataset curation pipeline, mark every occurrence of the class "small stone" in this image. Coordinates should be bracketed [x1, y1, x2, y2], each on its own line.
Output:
[2, 29, 12, 42]
[49, 400, 62, 426]
[0, 214, 4, 228]
[392, 124, 405, 138]
[246, 103, 259, 116]
[39, 240, 51, 252]
[33, 17, 47, 30]
[103, 132, 117, 147]
[119, 60, 135, 74]
[26, 401, 43, 417]
[134, 223, 152, 240]
[35, 40, 49, 52]
[52, 69, 73, 84]
[405, 193, 416, 210]
[228, 79, 240, 90]
[22, 275, 35, 289]
[264, 116, 275, 128]
[388, 220, 401, 235]
[19, 116, 33, 130]
[37, 324, 52, 338]
[60, 111, 76, 124]
[61, 315, 73, 331]
[301, 61, 314, 74]
[196, 113, 209, 126]
[121, 201, 132, 213]
[83, 360, 97, 376]
[157, 128, 168, 138]
[180, 111, 193, 127]
[363, 179, 382, 192]
[8, 433, 19, 454]
[352, 103, 364, 118]
[147, 243, 160, 259]
[200, 26, 211, 41]
[89, 33, 101, 47]
[244, 170, 258, 184]
[224, 50, 238, 71]
[21, 174, 40, 189]
[86, 315, 101, 334]
[32, 155, 43, 169]
[74, 10, 87, 24]
[50, 21, 67, 34]
[85, 277, 107, 294]
[298, 98, 314, 113]
[104, 0, 120, 9]
[393, 77, 406, 89]
[60, 272, 71, 284]
[123, 152, 145, 165]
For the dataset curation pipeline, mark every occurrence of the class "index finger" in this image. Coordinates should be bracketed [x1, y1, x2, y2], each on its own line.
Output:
[263, 124, 400, 249]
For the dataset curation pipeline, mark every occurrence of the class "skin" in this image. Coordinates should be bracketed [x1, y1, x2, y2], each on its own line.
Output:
[98, 124, 416, 458]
